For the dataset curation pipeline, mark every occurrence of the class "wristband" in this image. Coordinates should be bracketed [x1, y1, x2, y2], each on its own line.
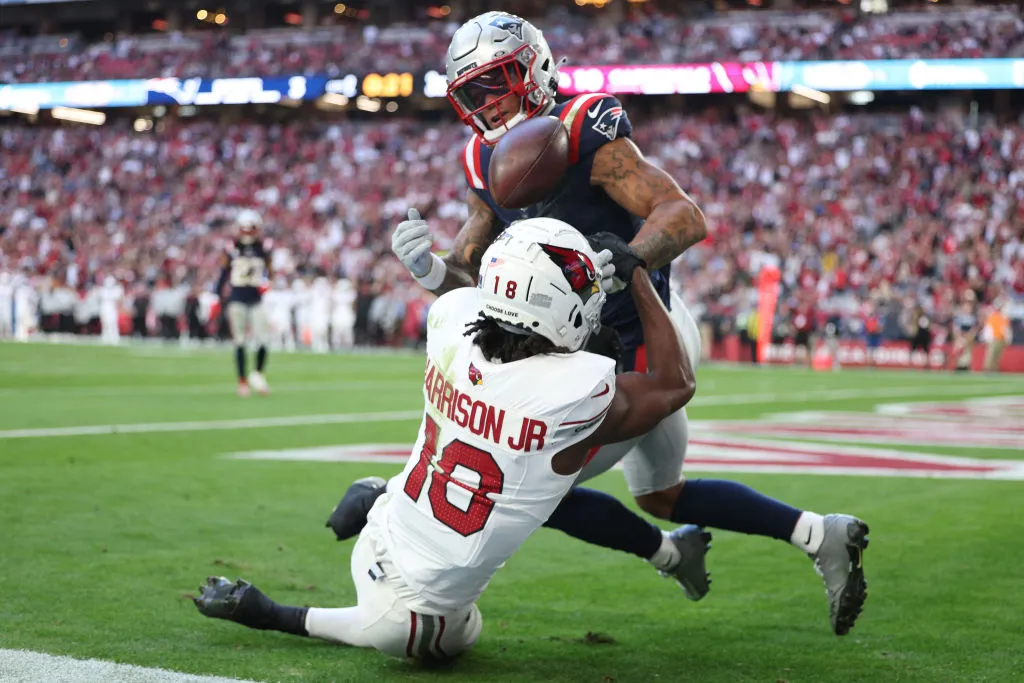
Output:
[413, 253, 447, 291]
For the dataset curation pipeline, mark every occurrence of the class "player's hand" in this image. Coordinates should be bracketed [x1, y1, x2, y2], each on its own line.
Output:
[392, 208, 433, 278]
[588, 232, 646, 293]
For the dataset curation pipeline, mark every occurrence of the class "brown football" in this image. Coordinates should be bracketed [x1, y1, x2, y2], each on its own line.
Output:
[488, 116, 569, 210]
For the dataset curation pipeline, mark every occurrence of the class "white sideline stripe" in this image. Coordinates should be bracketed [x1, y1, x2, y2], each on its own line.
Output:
[0, 383, 1013, 441]
[0, 379, 416, 399]
[0, 648, 256, 683]
[0, 411, 422, 440]
[693, 382, 1012, 406]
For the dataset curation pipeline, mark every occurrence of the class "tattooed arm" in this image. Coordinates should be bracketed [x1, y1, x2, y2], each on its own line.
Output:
[436, 190, 507, 295]
[590, 137, 707, 270]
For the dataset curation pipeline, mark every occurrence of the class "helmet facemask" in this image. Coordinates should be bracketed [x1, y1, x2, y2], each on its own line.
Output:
[447, 44, 548, 144]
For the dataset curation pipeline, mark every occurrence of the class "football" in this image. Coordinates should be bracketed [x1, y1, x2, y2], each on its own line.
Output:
[488, 116, 570, 209]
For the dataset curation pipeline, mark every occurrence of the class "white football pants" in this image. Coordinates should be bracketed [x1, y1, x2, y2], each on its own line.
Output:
[304, 521, 482, 660]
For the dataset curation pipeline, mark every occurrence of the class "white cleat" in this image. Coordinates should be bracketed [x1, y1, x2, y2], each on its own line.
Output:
[248, 371, 270, 396]
[237, 380, 250, 398]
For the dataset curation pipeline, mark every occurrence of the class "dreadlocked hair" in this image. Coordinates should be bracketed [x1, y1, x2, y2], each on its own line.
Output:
[464, 314, 569, 363]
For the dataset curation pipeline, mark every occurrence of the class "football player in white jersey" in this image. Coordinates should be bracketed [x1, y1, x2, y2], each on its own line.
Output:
[262, 276, 296, 352]
[194, 218, 706, 659]
[308, 275, 332, 353]
[330, 277, 357, 350]
[99, 275, 125, 345]
[0, 270, 13, 339]
[334, 11, 870, 638]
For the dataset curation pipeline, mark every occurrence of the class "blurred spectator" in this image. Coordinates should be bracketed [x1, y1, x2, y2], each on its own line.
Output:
[0, 104, 1022, 356]
[3, 6, 1024, 84]
[981, 298, 1013, 370]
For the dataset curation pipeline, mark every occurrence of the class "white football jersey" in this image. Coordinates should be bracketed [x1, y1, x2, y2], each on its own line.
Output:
[370, 288, 616, 614]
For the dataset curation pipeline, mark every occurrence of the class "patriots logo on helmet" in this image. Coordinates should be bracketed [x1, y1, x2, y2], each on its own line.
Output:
[468, 363, 484, 386]
[592, 106, 623, 142]
[489, 16, 524, 40]
[540, 244, 598, 299]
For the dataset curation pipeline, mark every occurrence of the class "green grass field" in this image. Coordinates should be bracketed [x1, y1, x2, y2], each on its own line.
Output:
[1, 342, 1022, 683]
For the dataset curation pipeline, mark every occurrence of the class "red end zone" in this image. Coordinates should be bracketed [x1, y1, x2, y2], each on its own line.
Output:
[226, 398, 1024, 480]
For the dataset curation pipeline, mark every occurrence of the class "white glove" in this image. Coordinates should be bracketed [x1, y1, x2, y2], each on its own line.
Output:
[392, 208, 433, 278]
[595, 249, 617, 293]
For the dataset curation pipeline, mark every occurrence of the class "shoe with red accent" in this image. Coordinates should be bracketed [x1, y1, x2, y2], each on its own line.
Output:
[249, 371, 269, 396]
[237, 380, 250, 398]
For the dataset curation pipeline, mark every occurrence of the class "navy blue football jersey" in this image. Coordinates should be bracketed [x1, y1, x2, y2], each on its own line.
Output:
[216, 240, 270, 305]
[461, 93, 671, 368]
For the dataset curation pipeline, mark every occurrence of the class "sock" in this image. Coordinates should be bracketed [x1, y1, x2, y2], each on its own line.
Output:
[544, 487, 663, 560]
[268, 604, 310, 637]
[256, 345, 267, 372]
[305, 607, 373, 647]
[230, 589, 308, 636]
[671, 479, 802, 542]
[789, 511, 825, 554]
[235, 346, 247, 381]
[648, 531, 683, 571]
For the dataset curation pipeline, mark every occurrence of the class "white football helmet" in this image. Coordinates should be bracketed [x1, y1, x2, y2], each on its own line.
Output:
[445, 11, 560, 144]
[477, 217, 605, 353]
[236, 209, 263, 244]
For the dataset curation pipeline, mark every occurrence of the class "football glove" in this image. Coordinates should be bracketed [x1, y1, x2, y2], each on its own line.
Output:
[392, 208, 433, 278]
[587, 232, 646, 293]
[594, 249, 616, 293]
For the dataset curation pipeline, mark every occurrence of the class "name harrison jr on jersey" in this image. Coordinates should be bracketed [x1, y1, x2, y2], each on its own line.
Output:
[423, 358, 549, 454]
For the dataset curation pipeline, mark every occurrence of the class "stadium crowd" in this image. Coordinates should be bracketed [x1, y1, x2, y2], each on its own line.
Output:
[1, 105, 1021, 359]
[2, 5, 1024, 84]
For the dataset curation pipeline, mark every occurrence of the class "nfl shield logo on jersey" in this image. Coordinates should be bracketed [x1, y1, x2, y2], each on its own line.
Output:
[592, 106, 623, 141]
[468, 363, 484, 386]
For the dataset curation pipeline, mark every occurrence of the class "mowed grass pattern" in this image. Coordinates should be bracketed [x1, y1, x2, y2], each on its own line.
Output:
[0, 343, 1021, 683]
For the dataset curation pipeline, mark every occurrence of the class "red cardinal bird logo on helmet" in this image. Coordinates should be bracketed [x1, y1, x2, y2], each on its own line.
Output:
[468, 363, 484, 386]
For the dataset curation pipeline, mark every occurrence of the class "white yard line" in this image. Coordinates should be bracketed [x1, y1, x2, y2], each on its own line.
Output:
[0, 648, 256, 683]
[0, 379, 416, 399]
[0, 383, 1014, 441]
[693, 383, 1015, 406]
[0, 410, 422, 440]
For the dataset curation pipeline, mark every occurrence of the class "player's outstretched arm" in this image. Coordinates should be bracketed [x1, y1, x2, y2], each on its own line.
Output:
[438, 190, 506, 294]
[594, 266, 696, 442]
[590, 137, 707, 270]
[552, 265, 695, 475]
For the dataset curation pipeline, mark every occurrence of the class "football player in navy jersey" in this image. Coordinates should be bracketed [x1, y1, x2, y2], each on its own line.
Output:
[216, 209, 273, 398]
[347, 12, 870, 635]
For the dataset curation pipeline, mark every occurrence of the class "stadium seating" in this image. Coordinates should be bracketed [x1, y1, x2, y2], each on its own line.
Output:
[1, 108, 1021, 347]
[2, 6, 1023, 84]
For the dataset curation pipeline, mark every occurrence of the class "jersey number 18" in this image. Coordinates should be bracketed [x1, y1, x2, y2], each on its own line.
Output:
[403, 415, 505, 537]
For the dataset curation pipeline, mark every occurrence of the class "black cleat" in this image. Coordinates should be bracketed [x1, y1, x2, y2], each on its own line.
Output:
[193, 576, 277, 630]
[326, 476, 387, 541]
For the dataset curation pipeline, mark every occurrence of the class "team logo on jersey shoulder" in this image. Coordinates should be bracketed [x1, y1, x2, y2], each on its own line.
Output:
[468, 363, 484, 386]
[592, 106, 623, 141]
[489, 16, 523, 40]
